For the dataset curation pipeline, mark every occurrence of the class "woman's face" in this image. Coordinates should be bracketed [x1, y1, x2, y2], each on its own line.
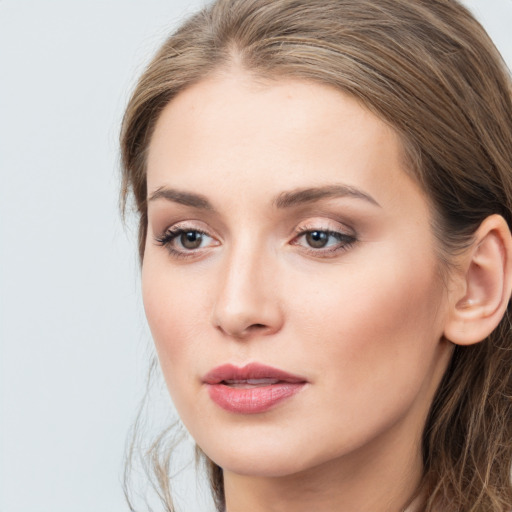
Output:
[143, 73, 453, 478]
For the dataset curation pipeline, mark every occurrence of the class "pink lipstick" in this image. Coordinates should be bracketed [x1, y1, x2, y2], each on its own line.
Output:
[203, 363, 306, 414]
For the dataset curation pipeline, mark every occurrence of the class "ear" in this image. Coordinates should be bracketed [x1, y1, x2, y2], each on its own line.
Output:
[443, 214, 512, 346]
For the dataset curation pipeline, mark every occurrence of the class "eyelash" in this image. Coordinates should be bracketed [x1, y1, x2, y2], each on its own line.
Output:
[292, 226, 357, 257]
[154, 224, 357, 259]
[154, 226, 215, 260]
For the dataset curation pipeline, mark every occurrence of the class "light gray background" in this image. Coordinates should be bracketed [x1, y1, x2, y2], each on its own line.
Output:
[0, 1, 511, 511]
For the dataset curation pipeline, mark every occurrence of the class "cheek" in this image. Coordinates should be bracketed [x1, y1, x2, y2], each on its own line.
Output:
[141, 259, 210, 389]
[264, 255, 448, 463]
[286, 247, 446, 403]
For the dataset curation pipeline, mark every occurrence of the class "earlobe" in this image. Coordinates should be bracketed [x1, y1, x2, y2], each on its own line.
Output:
[443, 215, 512, 346]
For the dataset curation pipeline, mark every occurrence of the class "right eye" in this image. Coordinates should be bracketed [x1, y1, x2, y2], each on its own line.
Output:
[155, 226, 219, 258]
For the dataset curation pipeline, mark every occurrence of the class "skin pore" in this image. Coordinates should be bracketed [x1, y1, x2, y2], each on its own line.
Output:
[142, 71, 458, 512]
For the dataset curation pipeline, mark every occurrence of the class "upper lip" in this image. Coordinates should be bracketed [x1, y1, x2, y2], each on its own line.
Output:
[203, 363, 307, 384]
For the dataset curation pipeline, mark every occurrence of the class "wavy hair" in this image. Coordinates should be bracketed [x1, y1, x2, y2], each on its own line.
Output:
[120, 1, 512, 510]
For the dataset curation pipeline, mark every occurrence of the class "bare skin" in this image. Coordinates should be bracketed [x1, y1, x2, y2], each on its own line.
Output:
[143, 71, 461, 511]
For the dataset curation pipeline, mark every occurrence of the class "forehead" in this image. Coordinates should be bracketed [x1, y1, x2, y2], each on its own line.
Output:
[146, 72, 422, 212]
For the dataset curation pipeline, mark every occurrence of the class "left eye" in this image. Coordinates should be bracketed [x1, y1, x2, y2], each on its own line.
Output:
[294, 229, 356, 251]
[304, 230, 333, 248]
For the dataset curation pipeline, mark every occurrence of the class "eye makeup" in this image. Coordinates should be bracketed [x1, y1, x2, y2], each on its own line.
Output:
[154, 224, 219, 260]
[153, 216, 358, 261]
[292, 225, 357, 257]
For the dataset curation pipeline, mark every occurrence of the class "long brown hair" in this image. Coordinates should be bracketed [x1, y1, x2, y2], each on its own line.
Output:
[120, 1, 512, 510]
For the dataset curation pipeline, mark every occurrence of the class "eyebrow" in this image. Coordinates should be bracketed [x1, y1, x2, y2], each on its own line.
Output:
[273, 184, 381, 209]
[147, 183, 381, 210]
[148, 187, 214, 210]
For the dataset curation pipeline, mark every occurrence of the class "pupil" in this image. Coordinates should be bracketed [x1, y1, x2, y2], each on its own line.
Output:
[181, 231, 202, 249]
[306, 231, 328, 248]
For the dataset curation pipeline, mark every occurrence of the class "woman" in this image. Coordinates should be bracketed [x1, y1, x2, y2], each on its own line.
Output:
[120, 0, 512, 510]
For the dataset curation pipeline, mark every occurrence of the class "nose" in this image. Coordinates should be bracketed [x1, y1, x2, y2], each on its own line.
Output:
[211, 243, 284, 340]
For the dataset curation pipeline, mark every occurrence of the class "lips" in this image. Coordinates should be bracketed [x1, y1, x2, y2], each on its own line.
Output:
[203, 363, 307, 414]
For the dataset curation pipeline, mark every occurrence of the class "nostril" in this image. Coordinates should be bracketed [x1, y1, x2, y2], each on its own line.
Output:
[249, 323, 267, 330]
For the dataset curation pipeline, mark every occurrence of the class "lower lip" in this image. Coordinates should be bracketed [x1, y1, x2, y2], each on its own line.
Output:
[207, 382, 305, 414]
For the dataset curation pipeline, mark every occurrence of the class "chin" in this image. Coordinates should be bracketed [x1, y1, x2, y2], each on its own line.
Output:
[198, 435, 332, 478]
[214, 454, 314, 478]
